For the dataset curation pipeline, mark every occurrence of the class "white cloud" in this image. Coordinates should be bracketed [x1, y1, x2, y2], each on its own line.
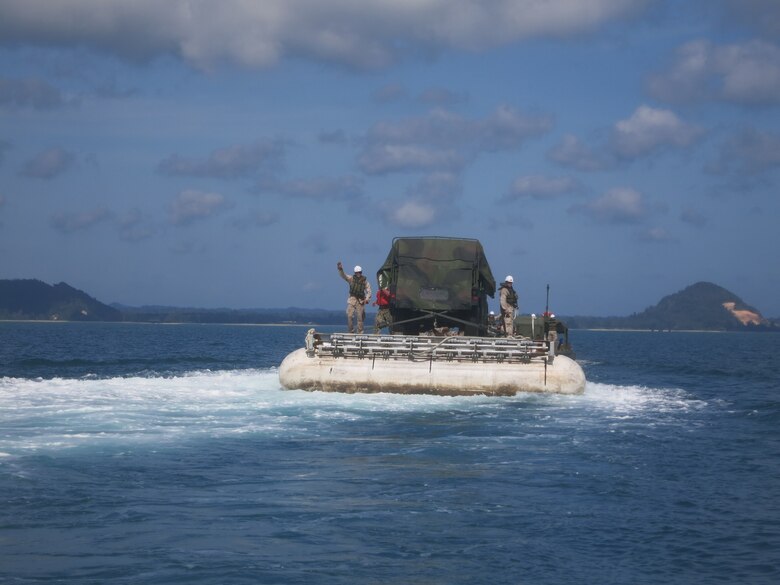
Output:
[158, 141, 285, 179]
[570, 187, 648, 224]
[377, 172, 463, 229]
[372, 84, 406, 103]
[50, 207, 111, 233]
[359, 106, 552, 174]
[0, 77, 65, 109]
[723, 0, 780, 39]
[549, 107, 702, 170]
[20, 147, 76, 179]
[711, 127, 780, 174]
[487, 213, 534, 230]
[232, 210, 279, 230]
[505, 175, 580, 201]
[385, 200, 437, 229]
[637, 226, 675, 242]
[169, 189, 230, 225]
[680, 208, 707, 227]
[611, 105, 702, 159]
[0, 0, 651, 70]
[649, 39, 780, 105]
[359, 144, 464, 175]
[117, 208, 158, 242]
[259, 175, 363, 201]
[547, 134, 614, 171]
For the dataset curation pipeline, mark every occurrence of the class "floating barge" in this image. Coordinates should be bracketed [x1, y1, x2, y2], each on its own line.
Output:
[279, 331, 586, 396]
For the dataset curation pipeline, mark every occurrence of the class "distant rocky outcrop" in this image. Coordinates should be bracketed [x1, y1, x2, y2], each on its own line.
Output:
[0, 279, 122, 321]
[565, 281, 775, 331]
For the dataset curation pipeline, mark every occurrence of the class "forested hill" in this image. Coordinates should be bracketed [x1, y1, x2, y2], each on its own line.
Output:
[564, 281, 776, 331]
[0, 279, 343, 324]
[0, 279, 121, 321]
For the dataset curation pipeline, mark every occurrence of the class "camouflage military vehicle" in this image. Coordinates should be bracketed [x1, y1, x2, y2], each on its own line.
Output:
[376, 237, 496, 336]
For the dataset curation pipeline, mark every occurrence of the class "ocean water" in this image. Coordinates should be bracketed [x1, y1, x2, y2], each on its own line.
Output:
[1, 322, 778, 584]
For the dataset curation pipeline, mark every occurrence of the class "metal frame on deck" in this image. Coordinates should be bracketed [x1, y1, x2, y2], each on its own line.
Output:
[305, 331, 554, 364]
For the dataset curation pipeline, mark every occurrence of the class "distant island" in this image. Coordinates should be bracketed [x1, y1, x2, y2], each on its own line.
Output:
[0, 279, 777, 331]
[563, 281, 778, 332]
[0, 279, 345, 325]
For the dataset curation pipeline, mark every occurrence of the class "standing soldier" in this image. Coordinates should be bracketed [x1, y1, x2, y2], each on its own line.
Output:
[373, 277, 394, 334]
[337, 262, 372, 334]
[499, 275, 518, 337]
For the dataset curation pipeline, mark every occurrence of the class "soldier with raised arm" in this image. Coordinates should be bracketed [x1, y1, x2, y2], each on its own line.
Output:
[337, 262, 372, 334]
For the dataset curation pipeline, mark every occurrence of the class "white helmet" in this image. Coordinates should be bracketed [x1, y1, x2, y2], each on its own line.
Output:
[505, 275, 513, 283]
[354, 265, 362, 273]
[489, 311, 495, 315]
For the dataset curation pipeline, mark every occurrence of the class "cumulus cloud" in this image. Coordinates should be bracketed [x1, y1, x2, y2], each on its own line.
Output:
[710, 127, 780, 174]
[301, 232, 330, 255]
[648, 39, 780, 105]
[379, 172, 462, 229]
[504, 175, 581, 201]
[231, 209, 280, 230]
[20, 147, 76, 179]
[680, 208, 707, 227]
[547, 134, 614, 171]
[318, 130, 348, 145]
[50, 207, 111, 233]
[372, 84, 406, 103]
[0, 0, 651, 70]
[637, 226, 675, 243]
[549, 106, 701, 170]
[384, 200, 438, 229]
[169, 189, 230, 225]
[724, 0, 780, 39]
[569, 187, 649, 224]
[359, 144, 465, 175]
[0, 77, 65, 109]
[418, 88, 466, 107]
[117, 208, 158, 242]
[611, 105, 702, 159]
[359, 106, 552, 174]
[257, 175, 364, 202]
[157, 141, 285, 179]
[487, 213, 534, 230]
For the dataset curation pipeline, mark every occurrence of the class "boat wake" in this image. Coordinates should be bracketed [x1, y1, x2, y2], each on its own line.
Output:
[0, 369, 708, 457]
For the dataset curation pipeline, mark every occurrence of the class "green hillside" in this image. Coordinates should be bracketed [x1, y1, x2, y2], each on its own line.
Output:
[566, 282, 774, 331]
[0, 279, 121, 321]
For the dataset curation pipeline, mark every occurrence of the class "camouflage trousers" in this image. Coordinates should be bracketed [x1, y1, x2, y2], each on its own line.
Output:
[374, 308, 392, 334]
[346, 296, 366, 333]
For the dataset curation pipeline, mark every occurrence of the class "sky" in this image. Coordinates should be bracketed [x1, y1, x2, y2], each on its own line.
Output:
[1, 0, 779, 317]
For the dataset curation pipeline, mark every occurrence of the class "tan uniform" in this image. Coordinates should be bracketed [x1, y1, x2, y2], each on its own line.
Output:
[500, 284, 518, 336]
[338, 268, 372, 333]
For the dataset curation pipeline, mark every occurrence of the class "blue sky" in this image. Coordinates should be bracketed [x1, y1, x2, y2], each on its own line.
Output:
[1, 0, 779, 317]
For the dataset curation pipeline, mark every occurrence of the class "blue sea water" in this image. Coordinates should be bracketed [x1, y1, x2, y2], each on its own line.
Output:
[1, 322, 778, 584]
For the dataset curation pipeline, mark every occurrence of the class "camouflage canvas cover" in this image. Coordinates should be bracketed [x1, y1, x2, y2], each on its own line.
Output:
[377, 237, 496, 311]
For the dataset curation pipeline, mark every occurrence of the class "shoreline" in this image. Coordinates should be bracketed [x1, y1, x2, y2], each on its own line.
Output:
[1, 320, 774, 333]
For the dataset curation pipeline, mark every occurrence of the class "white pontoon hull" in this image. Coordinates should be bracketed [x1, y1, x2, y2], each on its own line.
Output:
[279, 346, 585, 396]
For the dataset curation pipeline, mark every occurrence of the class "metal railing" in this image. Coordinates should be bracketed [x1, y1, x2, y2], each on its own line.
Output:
[305, 331, 553, 364]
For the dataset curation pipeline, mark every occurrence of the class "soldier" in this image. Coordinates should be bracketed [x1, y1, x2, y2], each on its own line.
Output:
[499, 275, 518, 336]
[373, 280, 394, 334]
[337, 261, 372, 334]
